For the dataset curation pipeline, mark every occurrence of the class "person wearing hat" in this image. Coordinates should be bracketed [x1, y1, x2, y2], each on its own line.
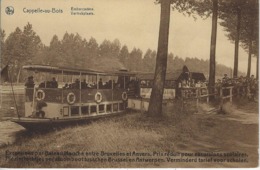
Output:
[51, 77, 58, 88]
[222, 74, 229, 85]
[25, 76, 35, 88]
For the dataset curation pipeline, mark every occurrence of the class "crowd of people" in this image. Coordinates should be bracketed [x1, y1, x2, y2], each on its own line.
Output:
[215, 74, 258, 100]
[177, 73, 258, 101]
[25, 73, 258, 101]
[25, 76, 126, 89]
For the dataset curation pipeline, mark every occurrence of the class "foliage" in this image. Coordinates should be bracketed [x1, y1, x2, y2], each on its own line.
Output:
[1, 22, 244, 82]
[2, 23, 42, 82]
[219, 0, 259, 57]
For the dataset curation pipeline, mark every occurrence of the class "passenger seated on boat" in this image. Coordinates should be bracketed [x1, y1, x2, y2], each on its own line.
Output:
[91, 82, 97, 89]
[98, 78, 103, 88]
[45, 81, 51, 88]
[63, 83, 69, 89]
[25, 76, 35, 88]
[36, 101, 47, 118]
[81, 79, 88, 89]
[71, 79, 80, 89]
[51, 77, 58, 88]
[39, 81, 46, 88]
[103, 80, 112, 89]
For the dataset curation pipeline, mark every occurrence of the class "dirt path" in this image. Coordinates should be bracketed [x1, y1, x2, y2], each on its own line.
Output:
[163, 100, 259, 168]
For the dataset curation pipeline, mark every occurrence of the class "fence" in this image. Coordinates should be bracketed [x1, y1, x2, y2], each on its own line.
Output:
[180, 85, 256, 111]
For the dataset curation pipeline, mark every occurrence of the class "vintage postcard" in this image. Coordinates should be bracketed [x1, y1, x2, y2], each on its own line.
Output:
[0, 0, 259, 168]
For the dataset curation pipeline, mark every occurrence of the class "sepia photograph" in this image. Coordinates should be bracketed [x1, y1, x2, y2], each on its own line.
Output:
[0, 0, 259, 168]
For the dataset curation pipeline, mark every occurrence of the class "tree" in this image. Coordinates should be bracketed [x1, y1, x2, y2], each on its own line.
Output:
[242, 0, 258, 77]
[46, 35, 62, 65]
[99, 39, 112, 59]
[128, 48, 143, 71]
[4, 27, 24, 82]
[219, 0, 242, 78]
[0, 29, 6, 66]
[148, 0, 171, 116]
[166, 52, 174, 72]
[188, 0, 219, 97]
[219, 0, 258, 78]
[59, 32, 86, 68]
[148, 0, 210, 116]
[111, 39, 121, 58]
[4, 23, 42, 82]
[208, 0, 218, 91]
[143, 49, 153, 72]
[118, 45, 129, 67]
[86, 37, 99, 67]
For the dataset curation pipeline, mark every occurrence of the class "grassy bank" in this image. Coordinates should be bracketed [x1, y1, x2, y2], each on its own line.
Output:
[0, 100, 258, 168]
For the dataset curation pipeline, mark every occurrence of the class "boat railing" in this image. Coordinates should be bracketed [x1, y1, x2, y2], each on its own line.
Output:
[25, 87, 126, 104]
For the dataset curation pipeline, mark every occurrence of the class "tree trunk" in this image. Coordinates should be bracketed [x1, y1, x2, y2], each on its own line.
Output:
[247, 19, 254, 77]
[247, 39, 252, 77]
[148, 0, 171, 116]
[256, 56, 259, 79]
[16, 67, 22, 84]
[208, 0, 218, 99]
[233, 7, 241, 78]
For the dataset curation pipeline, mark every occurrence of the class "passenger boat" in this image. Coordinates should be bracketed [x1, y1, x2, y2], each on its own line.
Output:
[11, 65, 135, 130]
[127, 66, 206, 111]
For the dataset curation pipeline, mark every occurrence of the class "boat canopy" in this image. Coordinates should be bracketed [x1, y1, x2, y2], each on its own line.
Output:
[23, 65, 135, 76]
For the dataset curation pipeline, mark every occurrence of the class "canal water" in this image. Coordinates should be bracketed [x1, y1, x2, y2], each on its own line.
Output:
[0, 92, 26, 146]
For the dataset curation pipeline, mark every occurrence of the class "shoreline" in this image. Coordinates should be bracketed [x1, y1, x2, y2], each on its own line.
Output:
[0, 100, 258, 168]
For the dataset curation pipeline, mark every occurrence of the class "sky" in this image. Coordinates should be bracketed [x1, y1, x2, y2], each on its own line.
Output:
[1, 0, 257, 75]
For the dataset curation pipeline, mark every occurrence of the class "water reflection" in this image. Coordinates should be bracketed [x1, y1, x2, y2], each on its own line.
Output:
[1, 93, 25, 119]
[0, 93, 26, 146]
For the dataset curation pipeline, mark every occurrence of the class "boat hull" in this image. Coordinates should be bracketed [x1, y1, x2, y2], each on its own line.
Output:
[11, 111, 124, 130]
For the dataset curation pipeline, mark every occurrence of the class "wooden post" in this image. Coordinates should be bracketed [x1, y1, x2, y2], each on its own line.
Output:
[207, 88, 209, 103]
[79, 72, 82, 116]
[196, 88, 199, 111]
[230, 87, 233, 102]
[181, 89, 184, 112]
[32, 86, 36, 115]
[198, 87, 201, 102]
[61, 70, 64, 104]
[220, 86, 223, 110]
[140, 97, 143, 113]
[97, 74, 99, 89]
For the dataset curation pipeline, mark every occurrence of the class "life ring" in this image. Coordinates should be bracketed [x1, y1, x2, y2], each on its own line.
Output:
[67, 92, 76, 105]
[95, 92, 102, 103]
[122, 92, 128, 101]
[36, 89, 45, 101]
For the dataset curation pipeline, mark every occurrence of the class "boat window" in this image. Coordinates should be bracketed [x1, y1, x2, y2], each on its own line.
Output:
[81, 106, 89, 115]
[119, 103, 125, 111]
[97, 75, 113, 89]
[86, 75, 97, 89]
[63, 107, 69, 116]
[70, 106, 79, 116]
[37, 72, 60, 89]
[106, 104, 112, 112]
[116, 76, 125, 89]
[113, 103, 118, 112]
[98, 104, 105, 113]
[90, 105, 97, 114]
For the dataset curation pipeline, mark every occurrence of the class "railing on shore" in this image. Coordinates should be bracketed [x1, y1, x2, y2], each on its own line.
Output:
[180, 85, 257, 111]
